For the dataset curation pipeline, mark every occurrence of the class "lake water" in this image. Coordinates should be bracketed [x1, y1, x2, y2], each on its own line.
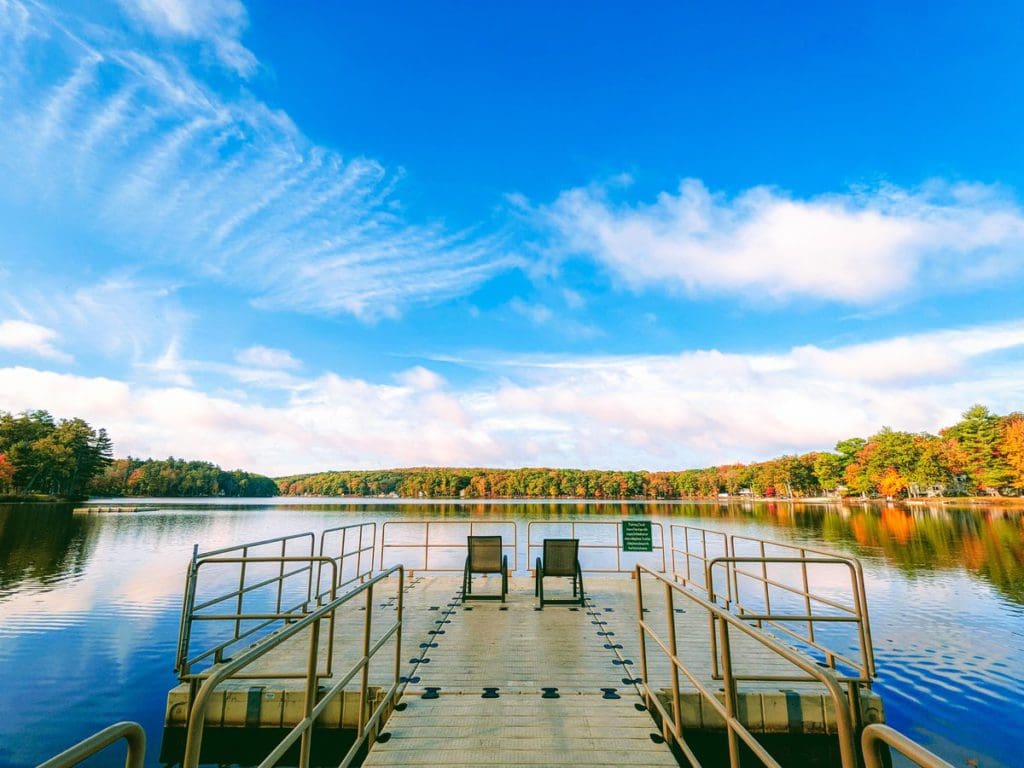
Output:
[0, 499, 1021, 767]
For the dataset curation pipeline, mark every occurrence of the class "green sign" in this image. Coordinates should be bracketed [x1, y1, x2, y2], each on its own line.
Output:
[622, 520, 653, 552]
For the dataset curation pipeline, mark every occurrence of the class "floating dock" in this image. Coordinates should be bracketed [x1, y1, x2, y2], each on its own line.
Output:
[162, 521, 887, 767]
[72, 505, 157, 514]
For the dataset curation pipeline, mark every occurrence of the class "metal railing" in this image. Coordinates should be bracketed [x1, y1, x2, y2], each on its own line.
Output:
[669, 524, 729, 596]
[176, 525, 376, 679]
[317, 522, 377, 599]
[37, 722, 145, 768]
[527, 520, 667, 573]
[861, 725, 955, 768]
[182, 556, 341, 681]
[379, 519, 518, 572]
[668, 525, 875, 683]
[182, 566, 405, 768]
[727, 534, 875, 678]
[634, 564, 859, 768]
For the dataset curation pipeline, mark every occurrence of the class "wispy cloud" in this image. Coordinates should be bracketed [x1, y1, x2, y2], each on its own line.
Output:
[235, 345, 301, 370]
[0, 1, 509, 322]
[0, 320, 71, 362]
[3, 319, 1024, 474]
[117, 0, 257, 76]
[537, 178, 1024, 305]
[1, 274, 192, 366]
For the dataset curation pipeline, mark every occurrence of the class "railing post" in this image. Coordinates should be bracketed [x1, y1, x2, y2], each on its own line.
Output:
[634, 566, 650, 710]
[717, 617, 741, 767]
[665, 580, 682, 737]
[305, 534, 315, 610]
[358, 581, 374, 740]
[758, 541, 769, 625]
[299, 616, 321, 768]
[706, 560, 720, 679]
[278, 539, 287, 614]
[233, 545, 248, 647]
[394, 568, 404, 693]
[176, 544, 199, 676]
[800, 547, 815, 645]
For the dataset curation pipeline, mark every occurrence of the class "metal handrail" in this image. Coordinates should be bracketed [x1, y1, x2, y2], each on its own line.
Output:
[634, 564, 858, 768]
[37, 721, 145, 768]
[380, 520, 518, 572]
[729, 533, 875, 676]
[180, 557, 339, 681]
[182, 565, 405, 768]
[668, 525, 876, 681]
[195, 531, 317, 561]
[176, 525, 377, 678]
[317, 522, 376, 598]
[176, 532, 316, 676]
[861, 725, 955, 768]
[707, 556, 872, 684]
[669, 524, 730, 597]
[527, 520, 667, 573]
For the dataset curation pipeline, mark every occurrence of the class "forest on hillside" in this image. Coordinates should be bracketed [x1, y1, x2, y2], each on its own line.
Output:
[277, 405, 1024, 500]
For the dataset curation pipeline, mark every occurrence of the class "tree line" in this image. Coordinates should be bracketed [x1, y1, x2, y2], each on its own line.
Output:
[0, 409, 278, 500]
[89, 457, 279, 497]
[278, 405, 1024, 500]
[0, 410, 113, 499]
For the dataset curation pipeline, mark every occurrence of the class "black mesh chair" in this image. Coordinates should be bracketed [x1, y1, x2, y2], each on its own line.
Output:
[462, 535, 508, 602]
[535, 538, 584, 608]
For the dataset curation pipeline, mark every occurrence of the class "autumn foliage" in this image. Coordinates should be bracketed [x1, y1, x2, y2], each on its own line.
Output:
[278, 405, 1024, 500]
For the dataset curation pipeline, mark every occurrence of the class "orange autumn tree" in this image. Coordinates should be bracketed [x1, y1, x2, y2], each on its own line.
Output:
[0, 453, 14, 493]
[876, 467, 909, 498]
[1002, 416, 1024, 489]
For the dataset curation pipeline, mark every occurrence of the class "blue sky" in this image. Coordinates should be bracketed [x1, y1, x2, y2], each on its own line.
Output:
[1, 0, 1024, 475]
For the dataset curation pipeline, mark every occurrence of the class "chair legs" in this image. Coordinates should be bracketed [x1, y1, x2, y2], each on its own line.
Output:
[536, 561, 584, 608]
[463, 557, 508, 602]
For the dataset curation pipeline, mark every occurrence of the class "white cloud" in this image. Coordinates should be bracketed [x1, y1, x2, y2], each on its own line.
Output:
[117, 0, 257, 76]
[235, 345, 300, 370]
[2, 320, 1023, 474]
[1, 274, 192, 366]
[0, 320, 71, 362]
[540, 179, 1024, 305]
[0, 1, 509, 322]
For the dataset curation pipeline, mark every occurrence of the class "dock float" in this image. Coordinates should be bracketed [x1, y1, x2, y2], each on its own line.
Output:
[72, 505, 157, 514]
[162, 520, 890, 767]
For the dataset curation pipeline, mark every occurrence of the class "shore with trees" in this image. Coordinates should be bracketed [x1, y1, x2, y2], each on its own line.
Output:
[0, 410, 278, 500]
[278, 405, 1024, 501]
[4, 403, 1022, 502]
[0, 410, 112, 501]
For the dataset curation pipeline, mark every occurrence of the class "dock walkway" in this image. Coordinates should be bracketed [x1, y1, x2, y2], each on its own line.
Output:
[362, 575, 677, 767]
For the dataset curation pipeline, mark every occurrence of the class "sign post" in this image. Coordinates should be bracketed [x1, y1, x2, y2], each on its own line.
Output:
[621, 520, 653, 552]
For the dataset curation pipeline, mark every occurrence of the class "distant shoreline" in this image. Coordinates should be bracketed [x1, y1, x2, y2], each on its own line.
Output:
[59, 493, 1024, 509]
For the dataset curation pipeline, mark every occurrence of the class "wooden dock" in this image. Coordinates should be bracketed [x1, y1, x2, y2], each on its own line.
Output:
[166, 573, 882, 765]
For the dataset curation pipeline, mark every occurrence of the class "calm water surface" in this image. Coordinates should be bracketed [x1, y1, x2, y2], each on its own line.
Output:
[0, 499, 1022, 767]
